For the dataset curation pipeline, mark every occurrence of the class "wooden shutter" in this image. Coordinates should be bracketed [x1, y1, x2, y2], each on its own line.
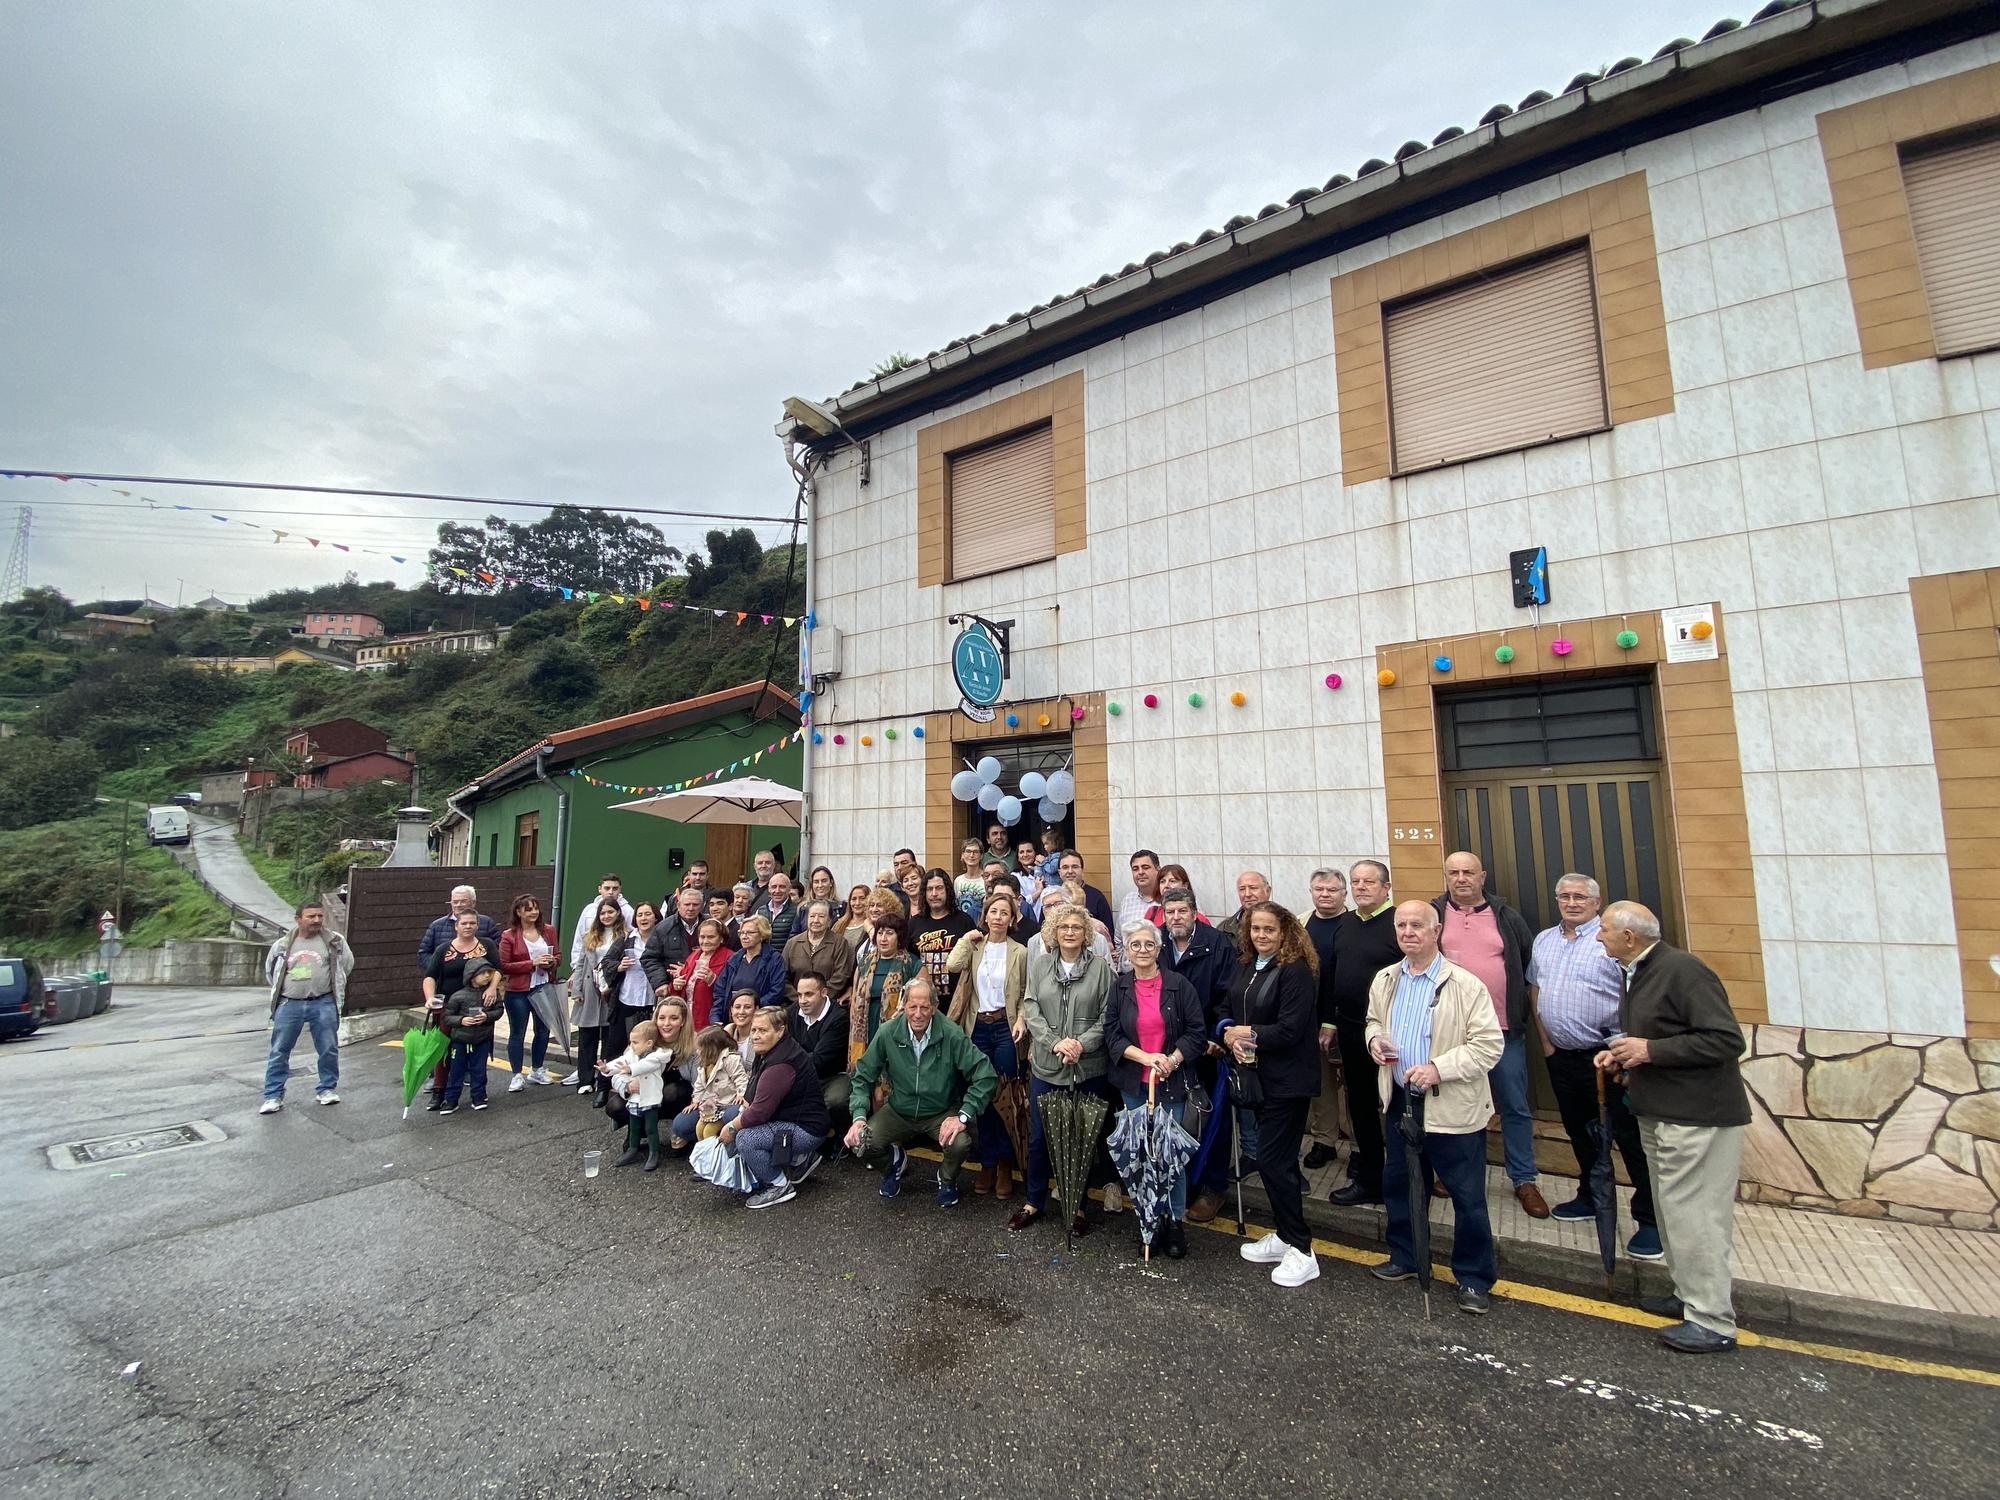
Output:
[1902, 131, 2000, 358]
[949, 424, 1056, 580]
[1385, 246, 1606, 472]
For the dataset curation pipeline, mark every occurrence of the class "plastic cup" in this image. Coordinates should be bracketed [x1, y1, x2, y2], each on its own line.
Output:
[583, 1150, 602, 1179]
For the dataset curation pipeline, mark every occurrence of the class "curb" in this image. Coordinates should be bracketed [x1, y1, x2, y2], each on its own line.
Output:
[1224, 1180, 2000, 1361]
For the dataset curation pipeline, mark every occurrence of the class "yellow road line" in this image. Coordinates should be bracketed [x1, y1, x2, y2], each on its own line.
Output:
[379, 1037, 517, 1074]
[897, 1144, 1999, 1387]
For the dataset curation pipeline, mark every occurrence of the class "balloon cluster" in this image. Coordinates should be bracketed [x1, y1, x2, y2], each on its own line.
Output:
[949, 756, 1076, 826]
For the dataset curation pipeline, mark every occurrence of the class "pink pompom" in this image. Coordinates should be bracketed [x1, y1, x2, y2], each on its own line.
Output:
[1143, 693, 1159, 709]
[1325, 673, 1342, 690]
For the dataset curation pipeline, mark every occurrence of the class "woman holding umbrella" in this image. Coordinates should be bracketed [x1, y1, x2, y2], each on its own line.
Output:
[1220, 901, 1322, 1288]
[1010, 903, 1113, 1238]
[945, 888, 1028, 1197]
[1104, 920, 1207, 1258]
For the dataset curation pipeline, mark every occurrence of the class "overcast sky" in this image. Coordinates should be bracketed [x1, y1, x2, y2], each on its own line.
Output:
[1, 0, 1729, 605]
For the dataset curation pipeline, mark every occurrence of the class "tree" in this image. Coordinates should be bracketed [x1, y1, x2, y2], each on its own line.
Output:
[425, 507, 682, 598]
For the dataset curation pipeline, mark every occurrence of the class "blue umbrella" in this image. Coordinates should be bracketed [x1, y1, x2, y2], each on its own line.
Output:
[1107, 1076, 1201, 1261]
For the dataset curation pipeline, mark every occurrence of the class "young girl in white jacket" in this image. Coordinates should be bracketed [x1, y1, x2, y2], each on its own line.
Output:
[601, 1021, 670, 1171]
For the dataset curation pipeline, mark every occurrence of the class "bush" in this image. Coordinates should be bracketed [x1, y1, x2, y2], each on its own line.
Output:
[0, 736, 99, 830]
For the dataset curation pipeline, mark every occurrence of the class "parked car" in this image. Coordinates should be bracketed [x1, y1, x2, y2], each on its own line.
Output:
[146, 805, 192, 845]
[171, 791, 204, 807]
[0, 957, 45, 1041]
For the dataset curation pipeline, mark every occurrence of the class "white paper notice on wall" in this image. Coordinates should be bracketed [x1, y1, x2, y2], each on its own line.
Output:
[1660, 603, 1719, 664]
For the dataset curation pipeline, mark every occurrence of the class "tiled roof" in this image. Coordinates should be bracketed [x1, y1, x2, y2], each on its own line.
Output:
[813, 0, 1900, 415]
[467, 679, 801, 795]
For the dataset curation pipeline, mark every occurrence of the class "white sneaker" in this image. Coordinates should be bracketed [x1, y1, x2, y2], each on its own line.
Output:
[259, 1099, 283, 1115]
[559, 1071, 580, 1086]
[529, 1068, 552, 1085]
[1239, 1231, 1286, 1264]
[1272, 1246, 1321, 1288]
[508, 1074, 528, 1093]
[315, 1091, 339, 1106]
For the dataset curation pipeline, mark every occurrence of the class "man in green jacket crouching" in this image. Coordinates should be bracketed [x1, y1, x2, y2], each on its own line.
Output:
[844, 973, 997, 1208]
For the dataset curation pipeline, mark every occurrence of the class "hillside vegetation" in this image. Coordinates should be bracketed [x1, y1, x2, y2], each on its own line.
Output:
[0, 526, 803, 955]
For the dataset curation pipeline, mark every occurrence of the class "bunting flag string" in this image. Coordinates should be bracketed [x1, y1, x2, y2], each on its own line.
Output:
[427, 562, 800, 630]
[0, 471, 419, 566]
[567, 727, 805, 796]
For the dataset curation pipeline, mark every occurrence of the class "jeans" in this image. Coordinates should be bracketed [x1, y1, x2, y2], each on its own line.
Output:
[737, 1121, 825, 1188]
[443, 1038, 492, 1105]
[670, 1103, 738, 1143]
[1120, 1090, 1189, 1222]
[1024, 1075, 1110, 1210]
[1383, 1086, 1497, 1293]
[1334, 1019, 1384, 1194]
[1254, 1097, 1313, 1252]
[969, 1016, 1018, 1167]
[263, 995, 338, 1101]
[503, 987, 552, 1073]
[1546, 1046, 1655, 1224]
[1489, 1032, 1538, 1186]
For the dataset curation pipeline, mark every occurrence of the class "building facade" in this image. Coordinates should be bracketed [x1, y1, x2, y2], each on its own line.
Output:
[446, 681, 803, 924]
[295, 609, 384, 641]
[789, 1, 2000, 1228]
[354, 624, 503, 670]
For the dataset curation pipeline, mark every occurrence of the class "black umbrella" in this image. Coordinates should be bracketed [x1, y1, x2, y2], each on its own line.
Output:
[1398, 1086, 1434, 1319]
[1590, 1069, 1621, 1294]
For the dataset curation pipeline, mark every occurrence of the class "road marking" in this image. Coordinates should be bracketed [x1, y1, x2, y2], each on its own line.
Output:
[12, 1027, 268, 1054]
[1444, 1344, 1826, 1450]
[380, 1037, 518, 1073]
[889, 1144, 2000, 1389]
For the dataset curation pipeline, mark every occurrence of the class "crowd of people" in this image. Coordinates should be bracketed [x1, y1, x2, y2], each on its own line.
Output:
[258, 833, 1754, 1355]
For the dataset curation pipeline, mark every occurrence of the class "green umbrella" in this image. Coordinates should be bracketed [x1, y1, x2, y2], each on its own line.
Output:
[400, 1018, 450, 1118]
[1039, 1079, 1109, 1252]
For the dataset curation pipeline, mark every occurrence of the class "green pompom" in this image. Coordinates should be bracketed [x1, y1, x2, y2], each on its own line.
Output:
[1615, 629, 1640, 649]
[1494, 644, 1516, 664]
[1187, 692, 1203, 707]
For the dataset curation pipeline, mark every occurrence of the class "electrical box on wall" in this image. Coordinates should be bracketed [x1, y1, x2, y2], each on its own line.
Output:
[809, 623, 844, 679]
[1510, 547, 1550, 608]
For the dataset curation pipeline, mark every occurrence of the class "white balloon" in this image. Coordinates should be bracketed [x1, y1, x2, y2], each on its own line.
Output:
[975, 756, 1004, 784]
[978, 783, 1004, 811]
[1037, 797, 1064, 822]
[1046, 770, 1076, 804]
[1018, 771, 1047, 800]
[950, 770, 982, 802]
[997, 796, 1023, 826]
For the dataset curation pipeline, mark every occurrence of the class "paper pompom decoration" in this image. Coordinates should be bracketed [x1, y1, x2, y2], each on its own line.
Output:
[1494, 645, 1515, 664]
[833, 734, 845, 745]
[1377, 668, 1396, 687]
[1187, 692, 1203, 707]
[1229, 691, 1246, 706]
[1615, 629, 1639, 650]
[1551, 638, 1574, 657]
[1433, 655, 1452, 673]
[861, 734, 873, 746]
[1325, 673, 1342, 690]
[1690, 619, 1713, 640]
[884, 728, 897, 740]
[1107, 701, 1122, 715]
[1143, 694, 1159, 709]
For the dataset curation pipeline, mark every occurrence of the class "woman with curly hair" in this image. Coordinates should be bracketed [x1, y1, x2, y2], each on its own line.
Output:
[1219, 900, 1323, 1289]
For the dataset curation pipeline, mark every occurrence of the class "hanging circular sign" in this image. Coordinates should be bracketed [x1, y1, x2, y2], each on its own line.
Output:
[951, 619, 1004, 722]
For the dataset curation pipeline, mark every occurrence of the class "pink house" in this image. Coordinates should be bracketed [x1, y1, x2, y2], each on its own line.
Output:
[295, 610, 385, 641]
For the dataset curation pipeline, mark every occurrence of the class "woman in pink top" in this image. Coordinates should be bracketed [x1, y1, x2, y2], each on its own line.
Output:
[1102, 919, 1209, 1258]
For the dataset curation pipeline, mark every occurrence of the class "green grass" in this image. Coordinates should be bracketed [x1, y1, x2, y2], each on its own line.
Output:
[0, 802, 237, 958]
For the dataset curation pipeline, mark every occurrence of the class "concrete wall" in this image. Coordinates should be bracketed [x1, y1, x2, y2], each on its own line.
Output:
[46, 938, 269, 987]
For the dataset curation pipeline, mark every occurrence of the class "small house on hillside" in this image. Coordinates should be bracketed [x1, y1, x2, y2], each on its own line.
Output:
[273, 644, 355, 671]
[83, 612, 153, 636]
[293, 609, 384, 641]
[354, 623, 505, 671]
[283, 717, 415, 789]
[438, 680, 800, 922]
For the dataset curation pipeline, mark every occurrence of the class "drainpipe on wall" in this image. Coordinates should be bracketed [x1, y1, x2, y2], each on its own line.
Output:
[798, 460, 819, 873]
[443, 781, 479, 864]
[532, 745, 568, 935]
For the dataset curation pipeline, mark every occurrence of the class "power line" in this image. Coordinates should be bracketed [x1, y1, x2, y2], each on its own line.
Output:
[20, 495, 784, 534]
[0, 468, 793, 526]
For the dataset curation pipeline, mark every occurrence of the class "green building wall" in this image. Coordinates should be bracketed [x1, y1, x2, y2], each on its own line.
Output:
[465, 708, 801, 925]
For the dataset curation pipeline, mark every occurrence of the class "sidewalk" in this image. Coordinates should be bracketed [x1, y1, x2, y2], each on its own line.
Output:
[1241, 1150, 2000, 1357]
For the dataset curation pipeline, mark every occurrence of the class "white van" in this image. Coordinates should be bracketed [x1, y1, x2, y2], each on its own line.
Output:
[145, 805, 192, 846]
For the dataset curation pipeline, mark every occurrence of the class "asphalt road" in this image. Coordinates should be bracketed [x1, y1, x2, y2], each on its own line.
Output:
[1, 986, 1993, 1500]
[188, 815, 293, 930]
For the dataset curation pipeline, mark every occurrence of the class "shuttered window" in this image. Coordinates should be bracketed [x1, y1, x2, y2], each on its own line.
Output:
[1386, 246, 1606, 473]
[948, 423, 1056, 580]
[1901, 130, 2000, 359]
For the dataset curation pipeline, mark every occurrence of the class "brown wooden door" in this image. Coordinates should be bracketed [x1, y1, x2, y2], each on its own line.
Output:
[514, 811, 539, 866]
[704, 825, 748, 886]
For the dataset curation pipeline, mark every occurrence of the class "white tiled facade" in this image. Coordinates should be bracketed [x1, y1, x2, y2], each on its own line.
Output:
[806, 33, 2000, 1040]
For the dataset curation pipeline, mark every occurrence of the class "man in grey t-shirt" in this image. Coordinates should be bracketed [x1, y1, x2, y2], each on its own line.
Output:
[261, 901, 354, 1114]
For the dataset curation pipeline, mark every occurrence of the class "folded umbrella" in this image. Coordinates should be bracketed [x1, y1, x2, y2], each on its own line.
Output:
[400, 1017, 450, 1119]
[1039, 1079, 1110, 1252]
[992, 1071, 1032, 1174]
[1399, 1086, 1435, 1319]
[524, 980, 575, 1067]
[1590, 1068, 1621, 1295]
[1107, 1075, 1201, 1260]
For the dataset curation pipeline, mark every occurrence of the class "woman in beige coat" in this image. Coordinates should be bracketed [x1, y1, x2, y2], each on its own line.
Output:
[946, 888, 1029, 1196]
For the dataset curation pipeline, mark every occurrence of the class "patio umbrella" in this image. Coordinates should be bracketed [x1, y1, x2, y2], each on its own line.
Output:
[1038, 1077, 1110, 1252]
[1590, 1069, 1621, 1294]
[608, 776, 803, 829]
[1398, 1086, 1435, 1319]
[1106, 1076, 1201, 1260]
[524, 981, 575, 1067]
[399, 1017, 450, 1119]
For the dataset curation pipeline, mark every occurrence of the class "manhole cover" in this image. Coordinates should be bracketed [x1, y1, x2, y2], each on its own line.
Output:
[45, 1120, 225, 1171]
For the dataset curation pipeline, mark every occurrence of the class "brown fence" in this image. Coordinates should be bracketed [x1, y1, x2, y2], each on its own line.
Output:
[345, 865, 554, 1013]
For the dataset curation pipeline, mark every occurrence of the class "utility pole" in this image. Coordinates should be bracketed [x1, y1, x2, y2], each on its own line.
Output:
[113, 745, 150, 927]
[0, 507, 29, 605]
